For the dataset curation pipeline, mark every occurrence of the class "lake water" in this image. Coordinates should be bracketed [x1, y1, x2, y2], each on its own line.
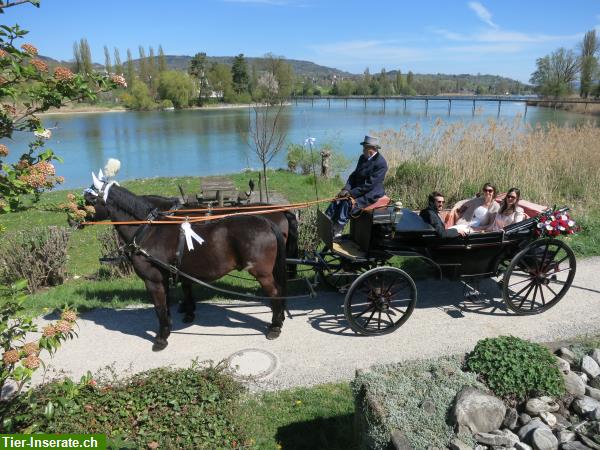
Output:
[3, 99, 597, 188]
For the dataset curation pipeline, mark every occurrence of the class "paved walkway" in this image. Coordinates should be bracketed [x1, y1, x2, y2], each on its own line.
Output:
[29, 257, 600, 392]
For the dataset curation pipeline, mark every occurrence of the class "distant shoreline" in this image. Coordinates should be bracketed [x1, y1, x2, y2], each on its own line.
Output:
[38, 103, 263, 116]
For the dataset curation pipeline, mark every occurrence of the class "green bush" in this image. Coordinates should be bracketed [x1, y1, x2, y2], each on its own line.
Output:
[0, 363, 249, 449]
[466, 336, 565, 400]
[0, 226, 71, 293]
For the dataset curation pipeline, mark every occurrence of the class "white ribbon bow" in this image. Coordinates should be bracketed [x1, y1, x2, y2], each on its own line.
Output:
[181, 222, 205, 251]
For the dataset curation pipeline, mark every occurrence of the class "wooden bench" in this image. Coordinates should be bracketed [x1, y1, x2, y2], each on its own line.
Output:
[196, 177, 239, 207]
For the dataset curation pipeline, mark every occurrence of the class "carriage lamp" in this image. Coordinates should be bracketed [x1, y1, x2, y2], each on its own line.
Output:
[390, 201, 403, 225]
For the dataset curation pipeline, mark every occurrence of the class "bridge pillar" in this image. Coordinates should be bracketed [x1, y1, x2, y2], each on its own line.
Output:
[497, 100, 501, 118]
[311, 98, 314, 108]
[328, 98, 330, 109]
[472, 99, 476, 116]
[425, 99, 428, 116]
[383, 98, 385, 112]
[364, 97, 367, 109]
[345, 98, 348, 108]
[448, 99, 452, 115]
[524, 103, 528, 119]
[403, 98, 407, 111]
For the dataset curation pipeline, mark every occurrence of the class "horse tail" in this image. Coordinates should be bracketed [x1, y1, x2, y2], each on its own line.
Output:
[283, 210, 299, 279]
[268, 220, 287, 298]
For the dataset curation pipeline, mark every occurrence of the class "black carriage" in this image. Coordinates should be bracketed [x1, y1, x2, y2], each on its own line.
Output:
[301, 205, 576, 336]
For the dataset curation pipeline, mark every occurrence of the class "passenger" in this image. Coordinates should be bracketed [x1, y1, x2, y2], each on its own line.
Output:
[326, 135, 388, 239]
[481, 187, 525, 231]
[420, 191, 467, 237]
[451, 182, 500, 233]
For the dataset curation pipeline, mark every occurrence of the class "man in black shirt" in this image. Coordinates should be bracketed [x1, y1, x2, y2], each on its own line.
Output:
[419, 191, 466, 237]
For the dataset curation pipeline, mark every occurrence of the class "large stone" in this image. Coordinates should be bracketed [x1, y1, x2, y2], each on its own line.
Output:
[557, 430, 576, 443]
[521, 413, 533, 425]
[475, 431, 514, 446]
[583, 356, 600, 379]
[578, 434, 600, 450]
[527, 398, 560, 415]
[452, 387, 506, 434]
[572, 397, 600, 417]
[587, 386, 600, 402]
[564, 371, 587, 397]
[556, 356, 571, 374]
[593, 349, 600, 367]
[448, 438, 472, 450]
[519, 418, 552, 442]
[557, 347, 577, 365]
[540, 411, 558, 427]
[504, 407, 519, 430]
[493, 428, 520, 446]
[531, 428, 558, 450]
[390, 430, 412, 450]
[591, 407, 600, 421]
[516, 443, 533, 450]
[561, 442, 594, 450]
[591, 377, 600, 390]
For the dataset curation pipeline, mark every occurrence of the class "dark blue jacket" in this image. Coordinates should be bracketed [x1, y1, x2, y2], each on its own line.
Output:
[344, 152, 388, 209]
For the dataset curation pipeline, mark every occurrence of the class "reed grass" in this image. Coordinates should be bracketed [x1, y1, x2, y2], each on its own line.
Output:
[380, 118, 600, 212]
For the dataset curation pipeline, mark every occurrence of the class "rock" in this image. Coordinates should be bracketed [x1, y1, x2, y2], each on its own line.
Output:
[475, 431, 515, 446]
[452, 387, 506, 434]
[473, 446, 487, 450]
[572, 397, 600, 417]
[564, 371, 587, 397]
[520, 413, 533, 425]
[531, 428, 558, 450]
[421, 398, 436, 415]
[578, 434, 600, 450]
[556, 356, 571, 373]
[516, 443, 533, 450]
[557, 347, 578, 365]
[390, 430, 412, 450]
[448, 438, 472, 450]
[561, 442, 594, 450]
[593, 349, 600, 367]
[591, 377, 600, 390]
[591, 407, 600, 421]
[583, 356, 600, 379]
[492, 429, 520, 446]
[527, 398, 561, 415]
[587, 387, 600, 402]
[575, 371, 590, 385]
[503, 407, 519, 430]
[557, 430, 576, 443]
[540, 411, 558, 427]
[554, 413, 571, 429]
[518, 418, 552, 442]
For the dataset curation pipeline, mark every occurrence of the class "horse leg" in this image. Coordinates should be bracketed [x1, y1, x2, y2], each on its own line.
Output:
[253, 273, 285, 340]
[181, 280, 195, 323]
[144, 278, 171, 351]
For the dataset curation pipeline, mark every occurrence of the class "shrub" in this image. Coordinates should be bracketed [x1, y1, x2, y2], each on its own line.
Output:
[0, 362, 249, 449]
[297, 206, 320, 254]
[97, 228, 134, 279]
[286, 143, 349, 177]
[466, 335, 565, 400]
[0, 226, 71, 293]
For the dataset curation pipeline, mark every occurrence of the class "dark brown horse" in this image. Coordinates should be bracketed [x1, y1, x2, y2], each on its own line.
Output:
[81, 183, 287, 351]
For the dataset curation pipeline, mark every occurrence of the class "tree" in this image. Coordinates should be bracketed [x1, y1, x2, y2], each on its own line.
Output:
[189, 52, 209, 105]
[231, 53, 249, 94]
[207, 62, 233, 102]
[113, 48, 123, 75]
[263, 53, 294, 99]
[147, 46, 158, 95]
[394, 71, 403, 94]
[76, 38, 93, 76]
[406, 71, 414, 87]
[72, 41, 81, 74]
[157, 71, 195, 108]
[579, 30, 599, 98]
[103, 45, 112, 74]
[0, 21, 124, 212]
[126, 48, 135, 91]
[121, 80, 156, 110]
[245, 73, 287, 202]
[530, 48, 579, 97]
[138, 45, 148, 86]
[158, 45, 167, 73]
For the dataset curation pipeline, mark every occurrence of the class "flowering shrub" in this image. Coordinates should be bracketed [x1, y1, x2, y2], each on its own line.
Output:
[57, 192, 95, 224]
[0, 23, 124, 212]
[0, 280, 78, 398]
[535, 209, 580, 237]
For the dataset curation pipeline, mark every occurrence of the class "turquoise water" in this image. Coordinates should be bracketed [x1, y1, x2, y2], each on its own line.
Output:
[2, 99, 596, 188]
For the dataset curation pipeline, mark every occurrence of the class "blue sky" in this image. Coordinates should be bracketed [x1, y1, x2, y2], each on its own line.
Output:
[4, 0, 597, 82]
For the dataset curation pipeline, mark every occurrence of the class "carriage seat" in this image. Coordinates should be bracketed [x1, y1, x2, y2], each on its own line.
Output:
[362, 195, 391, 212]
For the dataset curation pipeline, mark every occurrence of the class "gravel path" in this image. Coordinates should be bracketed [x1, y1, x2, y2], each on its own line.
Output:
[29, 257, 600, 392]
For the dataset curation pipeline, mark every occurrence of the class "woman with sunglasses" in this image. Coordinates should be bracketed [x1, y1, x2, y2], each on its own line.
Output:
[452, 183, 500, 232]
[480, 187, 525, 231]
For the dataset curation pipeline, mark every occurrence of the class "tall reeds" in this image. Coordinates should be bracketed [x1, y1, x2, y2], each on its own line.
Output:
[380, 118, 600, 211]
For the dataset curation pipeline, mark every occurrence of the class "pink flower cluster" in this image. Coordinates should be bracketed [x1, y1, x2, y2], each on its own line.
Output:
[0, 144, 8, 157]
[30, 58, 48, 72]
[536, 210, 579, 237]
[54, 66, 74, 82]
[111, 74, 127, 88]
[20, 43, 38, 56]
[17, 160, 60, 189]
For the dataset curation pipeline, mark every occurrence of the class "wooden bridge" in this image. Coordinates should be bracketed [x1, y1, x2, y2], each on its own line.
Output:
[291, 95, 600, 117]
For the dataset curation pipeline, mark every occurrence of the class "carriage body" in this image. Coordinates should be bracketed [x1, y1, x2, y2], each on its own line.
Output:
[316, 205, 576, 336]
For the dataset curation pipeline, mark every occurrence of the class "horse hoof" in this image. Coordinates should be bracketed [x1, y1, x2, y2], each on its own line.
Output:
[266, 327, 281, 340]
[182, 313, 195, 323]
[152, 340, 168, 352]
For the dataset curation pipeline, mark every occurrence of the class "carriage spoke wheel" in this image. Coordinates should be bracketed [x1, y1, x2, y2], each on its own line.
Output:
[317, 247, 369, 293]
[344, 267, 417, 336]
[503, 238, 576, 315]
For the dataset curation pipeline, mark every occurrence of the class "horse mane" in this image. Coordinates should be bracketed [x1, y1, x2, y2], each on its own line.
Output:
[106, 185, 156, 220]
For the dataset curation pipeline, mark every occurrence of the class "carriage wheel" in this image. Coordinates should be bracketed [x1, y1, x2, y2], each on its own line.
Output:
[316, 247, 367, 293]
[502, 238, 576, 315]
[344, 267, 417, 336]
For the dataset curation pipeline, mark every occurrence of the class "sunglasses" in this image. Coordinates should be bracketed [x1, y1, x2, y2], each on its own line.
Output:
[435, 199, 445, 204]
[507, 195, 517, 199]
[483, 188, 494, 193]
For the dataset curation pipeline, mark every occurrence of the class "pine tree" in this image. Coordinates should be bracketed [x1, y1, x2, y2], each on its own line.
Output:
[232, 53, 249, 94]
[189, 52, 209, 105]
[103, 45, 112, 74]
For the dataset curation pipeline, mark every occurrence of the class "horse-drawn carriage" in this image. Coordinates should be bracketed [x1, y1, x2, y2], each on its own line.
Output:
[299, 203, 576, 336]
[81, 167, 577, 349]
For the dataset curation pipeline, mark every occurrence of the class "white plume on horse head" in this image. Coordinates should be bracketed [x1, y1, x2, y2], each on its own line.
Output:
[91, 171, 103, 191]
[104, 158, 121, 178]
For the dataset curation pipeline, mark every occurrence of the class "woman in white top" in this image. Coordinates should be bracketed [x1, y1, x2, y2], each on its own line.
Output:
[482, 187, 525, 232]
[450, 183, 500, 233]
